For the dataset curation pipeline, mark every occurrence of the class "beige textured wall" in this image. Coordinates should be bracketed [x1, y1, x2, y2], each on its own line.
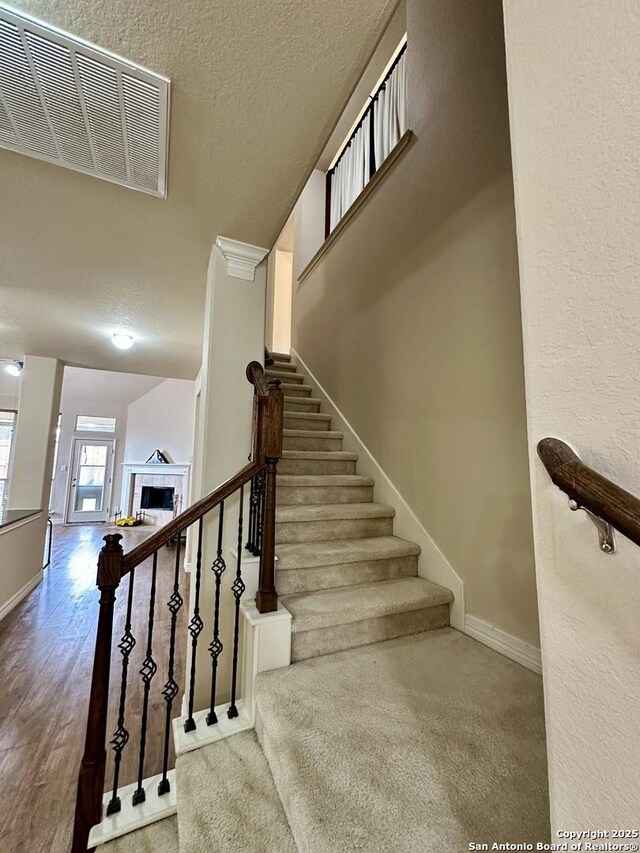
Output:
[292, 0, 539, 645]
[503, 0, 640, 828]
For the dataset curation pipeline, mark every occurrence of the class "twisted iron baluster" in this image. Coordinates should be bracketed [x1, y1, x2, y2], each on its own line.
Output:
[228, 486, 245, 719]
[132, 552, 158, 806]
[246, 474, 257, 554]
[158, 534, 183, 796]
[206, 501, 226, 725]
[106, 568, 137, 815]
[255, 469, 266, 557]
[184, 519, 204, 732]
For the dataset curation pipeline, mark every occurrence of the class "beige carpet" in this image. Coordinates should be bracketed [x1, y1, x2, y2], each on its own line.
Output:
[101, 814, 179, 852]
[254, 628, 550, 853]
[175, 729, 296, 852]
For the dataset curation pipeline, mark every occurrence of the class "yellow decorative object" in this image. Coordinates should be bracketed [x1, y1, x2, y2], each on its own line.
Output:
[116, 516, 136, 527]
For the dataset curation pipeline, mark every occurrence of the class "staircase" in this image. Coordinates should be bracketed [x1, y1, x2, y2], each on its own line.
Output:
[270, 351, 453, 661]
[99, 353, 550, 853]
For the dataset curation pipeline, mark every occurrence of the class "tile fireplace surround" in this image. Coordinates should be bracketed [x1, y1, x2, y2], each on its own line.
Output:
[120, 463, 190, 524]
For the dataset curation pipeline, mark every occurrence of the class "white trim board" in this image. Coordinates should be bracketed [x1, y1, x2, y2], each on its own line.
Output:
[88, 769, 177, 847]
[0, 571, 42, 623]
[464, 615, 542, 675]
[291, 349, 465, 629]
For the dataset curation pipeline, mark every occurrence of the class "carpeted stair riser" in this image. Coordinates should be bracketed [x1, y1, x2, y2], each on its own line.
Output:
[284, 396, 321, 412]
[269, 352, 291, 362]
[276, 515, 394, 544]
[269, 360, 297, 372]
[283, 413, 332, 431]
[290, 605, 450, 661]
[280, 383, 313, 398]
[283, 431, 343, 452]
[279, 457, 356, 475]
[277, 483, 374, 505]
[277, 554, 419, 595]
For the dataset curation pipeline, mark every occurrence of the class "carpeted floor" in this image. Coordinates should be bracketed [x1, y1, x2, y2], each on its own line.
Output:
[102, 814, 179, 852]
[175, 730, 296, 852]
[254, 628, 550, 853]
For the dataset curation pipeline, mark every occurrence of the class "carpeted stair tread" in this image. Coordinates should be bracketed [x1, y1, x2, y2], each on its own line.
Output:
[284, 395, 322, 406]
[276, 535, 419, 569]
[269, 351, 291, 362]
[283, 428, 343, 440]
[276, 502, 394, 523]
[175, 730, 296, 853]
[253, 630, 550, 853]
[267, 369, 305, 383]
[283, 411, 332, 424]
[279, 382, 313, 394]
[282, 450, 357, 461]
[277, 474, 374, 487]
[282, 576, 452, 633]
[100, 816, 179, 852]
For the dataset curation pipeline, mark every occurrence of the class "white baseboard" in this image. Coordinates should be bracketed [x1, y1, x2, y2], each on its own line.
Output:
[291, 349, 465, 629]
[0, 572, 42, 623]
[464, 615, 542, 675]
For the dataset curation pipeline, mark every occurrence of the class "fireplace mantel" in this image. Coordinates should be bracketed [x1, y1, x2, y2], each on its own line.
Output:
[120, 463, 190, 517]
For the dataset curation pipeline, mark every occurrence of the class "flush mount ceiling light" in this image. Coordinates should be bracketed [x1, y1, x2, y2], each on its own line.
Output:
[4, 359, 23, 376]
[112, 332, 134, 350]
[0, 5, 170, 196]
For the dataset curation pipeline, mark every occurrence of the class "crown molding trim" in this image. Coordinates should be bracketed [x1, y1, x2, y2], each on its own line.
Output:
[215, 236, 269, 282]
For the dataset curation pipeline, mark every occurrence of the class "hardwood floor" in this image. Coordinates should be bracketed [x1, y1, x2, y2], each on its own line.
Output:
[0, 524, 189, 853]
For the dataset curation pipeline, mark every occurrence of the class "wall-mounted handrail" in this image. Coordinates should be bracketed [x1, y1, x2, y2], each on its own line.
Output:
[537, 437, 640, 549]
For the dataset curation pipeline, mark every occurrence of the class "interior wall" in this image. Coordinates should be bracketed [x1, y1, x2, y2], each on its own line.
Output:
[292, 169, 326, 283]
[0, 369, 20, 411]
[271, 249, 293, 354]
[123, 379, 195, 465]
[503, 0, 640, 828]
[9, 356, 63, 511]
[51, 398, 129, 522]
[291, 0, 539, 646]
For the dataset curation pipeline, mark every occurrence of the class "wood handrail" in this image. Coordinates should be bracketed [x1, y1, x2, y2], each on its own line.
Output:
[537, 437, 640, 548]
[71, 360, 284, 852]
[122, 460, 261, 574]
[121, 361, 273, 575]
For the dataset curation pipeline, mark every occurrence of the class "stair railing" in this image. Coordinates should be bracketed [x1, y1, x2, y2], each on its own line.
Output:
[538, 437, 640, 552]
[71, 361, 283, 853]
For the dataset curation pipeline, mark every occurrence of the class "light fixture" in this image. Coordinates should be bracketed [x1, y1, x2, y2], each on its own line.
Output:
[112, 333, 134, 350]
[4, 360, 23, 377]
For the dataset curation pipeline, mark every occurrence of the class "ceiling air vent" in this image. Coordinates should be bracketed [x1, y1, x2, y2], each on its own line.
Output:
[0, 5, 169, 196]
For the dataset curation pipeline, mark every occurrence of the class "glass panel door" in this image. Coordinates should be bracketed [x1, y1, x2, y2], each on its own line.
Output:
[67, 439, 114, 522]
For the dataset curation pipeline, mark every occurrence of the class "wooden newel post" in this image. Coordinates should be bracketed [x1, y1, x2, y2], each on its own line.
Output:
[256, 381, 284, 613]
[72, 533, 124, 853]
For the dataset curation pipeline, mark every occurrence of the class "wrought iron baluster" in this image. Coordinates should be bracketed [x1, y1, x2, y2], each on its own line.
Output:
[158, 533, 184, 796]
[206, 501, 226, 725]
[256, 469, 266, 557]
[228, 485, 245, 719]
[132, 552, 158, 806]
[106, 568, 137, 816]
[246, 474, 256, 554]
[184, 519, 204, 732]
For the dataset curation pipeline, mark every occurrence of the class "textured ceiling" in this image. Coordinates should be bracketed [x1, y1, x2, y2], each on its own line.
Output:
[61, 367, 164, 405]
[0, 0, 396, 379]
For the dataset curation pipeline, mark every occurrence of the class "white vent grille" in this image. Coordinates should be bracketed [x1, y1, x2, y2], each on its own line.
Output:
[0, 6, 169, 196]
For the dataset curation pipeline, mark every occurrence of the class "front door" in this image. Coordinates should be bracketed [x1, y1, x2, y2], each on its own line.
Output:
[66, 439, 114, 523]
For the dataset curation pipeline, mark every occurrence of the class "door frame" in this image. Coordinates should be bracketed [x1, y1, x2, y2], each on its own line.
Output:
[65, 438, 116, 523]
